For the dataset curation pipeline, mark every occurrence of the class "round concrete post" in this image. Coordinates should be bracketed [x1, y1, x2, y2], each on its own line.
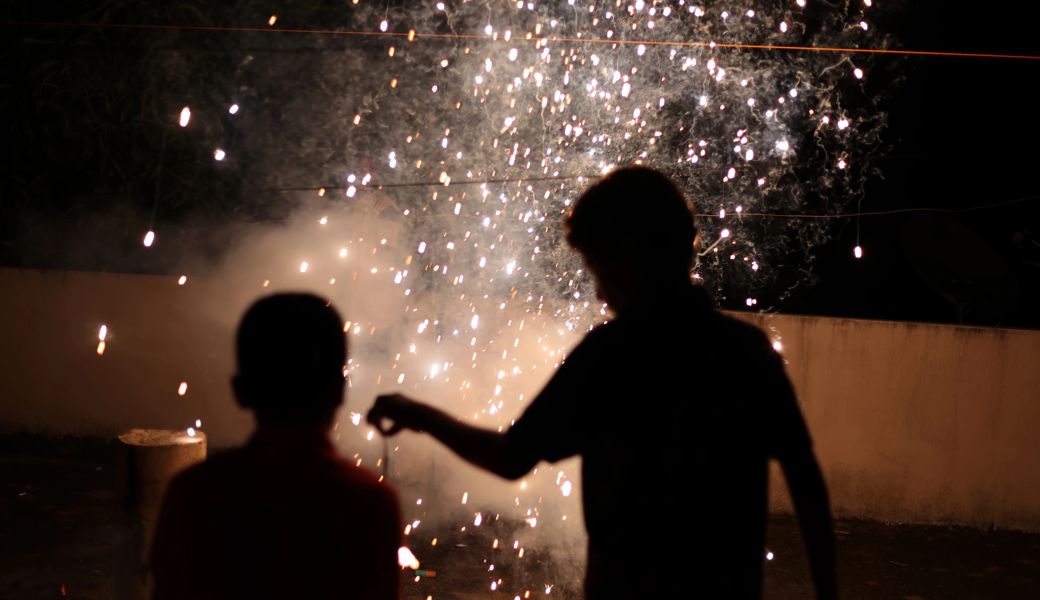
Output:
[114, 429, 206, 600]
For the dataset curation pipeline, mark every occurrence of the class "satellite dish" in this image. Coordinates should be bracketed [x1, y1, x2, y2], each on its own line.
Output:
[900, 215, 1020, 323]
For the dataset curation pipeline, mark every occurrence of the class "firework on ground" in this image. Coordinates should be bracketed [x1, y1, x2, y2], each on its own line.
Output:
[162, 0, 893, 593]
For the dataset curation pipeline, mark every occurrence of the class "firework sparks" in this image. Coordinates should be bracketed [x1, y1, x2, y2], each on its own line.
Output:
[166, 0, 890, 594]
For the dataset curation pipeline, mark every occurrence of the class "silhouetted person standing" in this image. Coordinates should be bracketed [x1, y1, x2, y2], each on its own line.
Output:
[152, 294, 401, 600]
[369, 167, 837, 599]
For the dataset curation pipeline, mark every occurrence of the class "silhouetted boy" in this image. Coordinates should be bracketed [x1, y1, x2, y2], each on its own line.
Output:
[152, 294, 401, 600]
[369, 167, 837, 599]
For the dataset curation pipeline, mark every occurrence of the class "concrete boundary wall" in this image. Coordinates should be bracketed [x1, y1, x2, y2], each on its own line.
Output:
[2, 267, 1038, 531]
[0, 268, 251, 441]
[734, 312, 1040, 532]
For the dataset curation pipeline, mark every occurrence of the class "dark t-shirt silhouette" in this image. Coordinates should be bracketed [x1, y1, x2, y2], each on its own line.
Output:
[509, 284, 811, 598]
[150, 426, 401, 600]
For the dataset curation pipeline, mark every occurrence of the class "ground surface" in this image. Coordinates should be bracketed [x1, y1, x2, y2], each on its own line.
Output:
[2, 431, 1038, 599]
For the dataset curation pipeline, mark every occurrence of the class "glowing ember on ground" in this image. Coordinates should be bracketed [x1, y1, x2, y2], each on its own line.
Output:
[398, 546, 421, 569]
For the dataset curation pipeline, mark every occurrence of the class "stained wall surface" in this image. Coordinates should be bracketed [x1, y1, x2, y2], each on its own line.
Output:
[734, 312, 1040, 532]
[2, 268, 1038, 530]
[0, 268, 254, 443]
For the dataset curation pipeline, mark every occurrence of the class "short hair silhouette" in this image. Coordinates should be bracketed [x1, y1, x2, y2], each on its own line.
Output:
[235, 293, 346, 423]
[565, 166, 697, 272]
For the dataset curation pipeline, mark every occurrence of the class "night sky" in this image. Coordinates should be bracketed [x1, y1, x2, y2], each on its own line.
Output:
[789, 1, 1040, 328]
[2, 0, 1039, 329]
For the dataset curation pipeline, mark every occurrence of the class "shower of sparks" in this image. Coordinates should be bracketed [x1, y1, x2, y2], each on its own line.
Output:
[166, 0, 891, 595]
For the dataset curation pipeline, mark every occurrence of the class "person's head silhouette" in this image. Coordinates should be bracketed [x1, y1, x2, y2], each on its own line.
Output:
[565, 166, 699, 313]
[232, 294, 346, 429]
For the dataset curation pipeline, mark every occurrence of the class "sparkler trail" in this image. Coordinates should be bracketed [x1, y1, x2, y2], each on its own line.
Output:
[133, 0, 899, 594]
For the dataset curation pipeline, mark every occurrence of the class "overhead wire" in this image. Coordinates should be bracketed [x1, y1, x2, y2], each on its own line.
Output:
[3, 20, 1040, 61]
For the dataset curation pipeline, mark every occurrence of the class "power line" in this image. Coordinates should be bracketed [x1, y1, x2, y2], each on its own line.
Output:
[256, 154, 915, 193]
[725, 194, 1040, 219]
[370, 192, 1040, 231]
[63, 154, 911, 197]
[390, 193, 1040, 222]
[52, 156, 1040, 219]
[58, 192, 1040, 228]
[4, 20, 1040, 61]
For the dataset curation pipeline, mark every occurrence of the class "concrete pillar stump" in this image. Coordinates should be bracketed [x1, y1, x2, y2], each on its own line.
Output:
[114, 429, 206, 600]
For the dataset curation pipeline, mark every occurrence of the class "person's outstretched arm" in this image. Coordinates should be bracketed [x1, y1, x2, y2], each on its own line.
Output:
[780, 450, 838, 600]
[368, 394, 538, 480]
[370, 330, 599, 481]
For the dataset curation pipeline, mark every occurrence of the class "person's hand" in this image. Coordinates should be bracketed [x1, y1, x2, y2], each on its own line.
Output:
[367, 393, 426, 435]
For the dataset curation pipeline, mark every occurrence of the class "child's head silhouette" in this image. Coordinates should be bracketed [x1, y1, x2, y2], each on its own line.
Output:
[233, 293, 346, 427]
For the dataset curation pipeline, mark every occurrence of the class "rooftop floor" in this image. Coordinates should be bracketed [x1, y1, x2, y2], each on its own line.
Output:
[2, 432, 1037, 599]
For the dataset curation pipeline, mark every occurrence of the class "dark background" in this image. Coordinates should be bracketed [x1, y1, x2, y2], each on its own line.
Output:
[2, 0, 1038, 328]
[787, 1, 1040, 328]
